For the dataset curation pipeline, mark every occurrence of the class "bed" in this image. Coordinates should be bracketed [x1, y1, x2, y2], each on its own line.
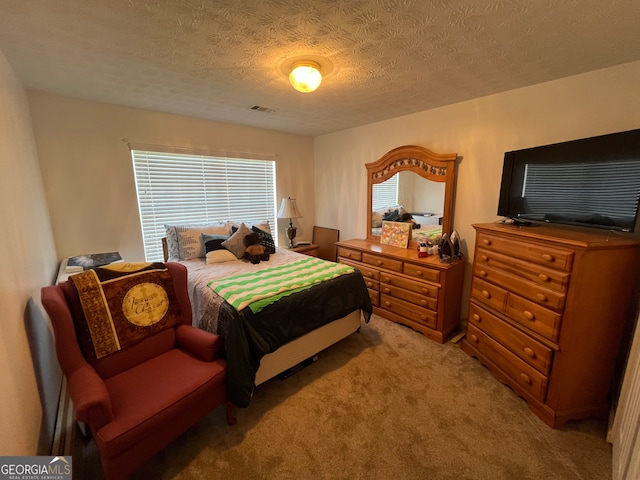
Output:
[163, 224, 372, 408]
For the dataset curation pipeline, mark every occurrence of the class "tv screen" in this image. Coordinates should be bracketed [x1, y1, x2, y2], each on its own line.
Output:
[497, 129, 640, 232]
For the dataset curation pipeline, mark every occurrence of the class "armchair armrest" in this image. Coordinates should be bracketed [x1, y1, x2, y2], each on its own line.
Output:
[66, 364, 113, 429]
[176, 325, 224, 362]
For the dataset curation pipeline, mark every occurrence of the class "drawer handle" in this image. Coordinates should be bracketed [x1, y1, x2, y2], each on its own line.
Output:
[538, 273, 549, 282]
[542, 253, 554, 262]
[384, 301, 391, 307]
[523, 347, 536, 358]
[520, 373, 532, 384]
[536, 293, 547, 302]
[481, 290, 491, 299]
[481, 255, 489, 262]
[421, 288, 428, 294]
[469, 334, 478, 343]
[472, 313, 481, 322]
[366, 281, 373, 288]
[345, 252, 351, 257]
[377, 260, 383, 266]
[420, 315, 427, 321]
[415, 270, 423, 277]
[523, 310, 535, 321]
[478, 270, 487, 277]
[482, 239, 492, 246]
[383, 287, 390, 294]
[383, 277, 390, 283]
[420, 300, 427, 306]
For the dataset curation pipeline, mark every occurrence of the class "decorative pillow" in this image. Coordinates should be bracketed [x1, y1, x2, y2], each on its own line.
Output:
[228, 220, 271, 234]
[222, 223, 252, 258]
[252, 226, 276, 254]
[206, 249, 239, 264]
[202, 233, 229, 253]
[165, 223, 231, 260]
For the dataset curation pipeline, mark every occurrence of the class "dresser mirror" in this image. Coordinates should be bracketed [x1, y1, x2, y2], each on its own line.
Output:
[366, 145, 458, 247]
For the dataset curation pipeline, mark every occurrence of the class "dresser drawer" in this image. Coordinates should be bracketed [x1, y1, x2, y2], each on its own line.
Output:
[379, 271, 438, 298]
[475, 247, 570, 293]
[466, 324, 548, 402]
[364, 278, 379, 291]
[471, 277, 507, 312]
[473, 263, 566, 312]
[380, 294, 437, 328]
[363, 253, 403, 272]
[380, 283, 437, 310]
[506, 294, 562, 343]
[476, 232, 574, 272]
[368, 289, 380, 307]
[338, 248, 362, 262]
[469, 302, 553, 375]
[339, 258, 379, 281]
[403, 262, 440, 283]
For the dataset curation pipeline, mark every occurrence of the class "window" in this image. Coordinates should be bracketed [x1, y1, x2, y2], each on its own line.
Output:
[371, 174, 399, 211]
[132, 149, 277, 261]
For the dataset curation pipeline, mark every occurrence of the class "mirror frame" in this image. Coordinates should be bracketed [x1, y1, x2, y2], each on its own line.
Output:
[366, 145, 458, 246]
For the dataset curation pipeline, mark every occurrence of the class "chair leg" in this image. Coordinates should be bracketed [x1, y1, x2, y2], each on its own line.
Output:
[226, 402, 237, 425]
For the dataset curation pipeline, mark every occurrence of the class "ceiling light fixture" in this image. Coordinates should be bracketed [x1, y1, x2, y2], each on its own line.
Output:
[289, 60, 322, 93]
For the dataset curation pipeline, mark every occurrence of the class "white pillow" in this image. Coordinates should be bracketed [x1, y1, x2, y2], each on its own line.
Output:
[165, 223, 231, 260]
[206, 249, 239, 264]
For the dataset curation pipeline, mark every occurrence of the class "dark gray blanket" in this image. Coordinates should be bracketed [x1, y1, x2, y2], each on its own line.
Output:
[217, 269, 372, 407]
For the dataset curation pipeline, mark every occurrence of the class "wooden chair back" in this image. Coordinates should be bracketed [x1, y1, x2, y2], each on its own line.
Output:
[312, 226, 340, 262]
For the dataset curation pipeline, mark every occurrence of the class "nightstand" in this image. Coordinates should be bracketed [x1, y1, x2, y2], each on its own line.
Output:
[289, 244, 319, 257]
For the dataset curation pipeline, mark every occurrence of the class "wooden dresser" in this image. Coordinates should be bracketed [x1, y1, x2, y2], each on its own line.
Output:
[336, 238, 465, 343]
[461, 223, 640, 427]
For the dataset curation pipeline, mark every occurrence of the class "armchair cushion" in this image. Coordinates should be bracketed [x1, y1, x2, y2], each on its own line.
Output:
[97, 348, 226, 459]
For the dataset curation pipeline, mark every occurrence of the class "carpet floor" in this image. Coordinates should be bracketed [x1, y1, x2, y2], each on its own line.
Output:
[78, 314, 612, 479]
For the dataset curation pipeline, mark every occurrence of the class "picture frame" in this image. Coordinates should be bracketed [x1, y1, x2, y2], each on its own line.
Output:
[380, 221, 411, 248]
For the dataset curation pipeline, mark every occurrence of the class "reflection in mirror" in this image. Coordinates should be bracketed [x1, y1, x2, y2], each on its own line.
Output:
[372, 173, 446, 230]
[366, 145, 457, 247]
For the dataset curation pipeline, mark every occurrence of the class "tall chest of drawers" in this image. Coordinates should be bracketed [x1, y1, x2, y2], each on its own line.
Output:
[461, 223, 640, 427]
[336, 238, 465, 344]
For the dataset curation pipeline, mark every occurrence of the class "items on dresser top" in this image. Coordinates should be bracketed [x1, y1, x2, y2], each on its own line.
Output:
[337, 238, 465, 344]
[461, 223, 640, 428]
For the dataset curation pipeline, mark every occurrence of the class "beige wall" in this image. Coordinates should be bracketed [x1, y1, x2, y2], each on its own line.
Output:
[314, 60, 640, 317]
[0, 52, 59, 455]
[28, 92, 316, 261]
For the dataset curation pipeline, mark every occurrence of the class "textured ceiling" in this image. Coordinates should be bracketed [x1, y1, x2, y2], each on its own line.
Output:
[1, 0, 639, 136]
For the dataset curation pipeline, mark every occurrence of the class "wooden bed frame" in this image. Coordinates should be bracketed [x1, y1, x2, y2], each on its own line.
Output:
[161, 237, 364, 386]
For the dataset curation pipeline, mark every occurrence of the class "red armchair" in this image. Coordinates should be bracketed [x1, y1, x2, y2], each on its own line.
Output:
[41, 262, 234, 479]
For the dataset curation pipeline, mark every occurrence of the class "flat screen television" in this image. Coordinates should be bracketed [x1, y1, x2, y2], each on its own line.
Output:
[497, 129, 640, 232]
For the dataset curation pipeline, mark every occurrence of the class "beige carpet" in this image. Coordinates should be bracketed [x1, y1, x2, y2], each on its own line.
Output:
[79, 314, 612, 480]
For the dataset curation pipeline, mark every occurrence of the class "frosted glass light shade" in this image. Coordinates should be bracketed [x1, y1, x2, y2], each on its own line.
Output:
[289, 61, 322, 93]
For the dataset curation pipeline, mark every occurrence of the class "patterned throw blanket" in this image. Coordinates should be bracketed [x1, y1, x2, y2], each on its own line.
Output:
[70, 262, 182, 359]
[208, 257, 355, 314]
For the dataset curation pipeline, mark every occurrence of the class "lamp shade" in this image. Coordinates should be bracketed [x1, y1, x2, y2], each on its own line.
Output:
[277, 197, 302, 219]
[289, 61, 322, 93]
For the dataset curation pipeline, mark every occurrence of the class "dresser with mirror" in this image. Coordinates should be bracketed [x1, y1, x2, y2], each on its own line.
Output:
[336, 145, 465, 343]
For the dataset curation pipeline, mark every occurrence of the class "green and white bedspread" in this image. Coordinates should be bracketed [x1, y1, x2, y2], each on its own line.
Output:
[208, 257, 355, 313]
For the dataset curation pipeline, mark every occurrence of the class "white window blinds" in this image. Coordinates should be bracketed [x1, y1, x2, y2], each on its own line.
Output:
[371, 175, 399, 211]
[132, 149, 276, 261]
